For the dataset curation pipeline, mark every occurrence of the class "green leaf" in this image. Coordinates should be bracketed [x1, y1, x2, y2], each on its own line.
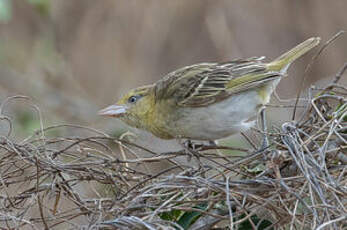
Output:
[177, 203, 208, 229]
[238, 214, 273, 230]
[159, 209, 182, 222]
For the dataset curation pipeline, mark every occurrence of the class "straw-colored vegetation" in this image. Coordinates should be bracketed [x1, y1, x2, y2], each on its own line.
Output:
[0, 1, 346, 229]
[0, 59, 346, 229]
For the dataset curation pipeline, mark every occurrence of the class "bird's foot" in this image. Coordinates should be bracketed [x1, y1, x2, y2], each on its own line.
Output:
[182, 140, 203, 163]
[184, 140, 203, 151]
[259, 135, 271, 161]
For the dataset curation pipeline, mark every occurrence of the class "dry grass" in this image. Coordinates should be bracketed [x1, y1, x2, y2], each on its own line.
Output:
[0, 61, 346, 229]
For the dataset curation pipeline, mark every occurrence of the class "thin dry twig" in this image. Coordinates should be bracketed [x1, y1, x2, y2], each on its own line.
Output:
[292, 30, 345, 120]
[0, 56, 346, 230]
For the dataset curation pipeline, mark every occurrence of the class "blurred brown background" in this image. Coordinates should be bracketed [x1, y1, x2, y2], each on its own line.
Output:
[0, 0, 346, 145]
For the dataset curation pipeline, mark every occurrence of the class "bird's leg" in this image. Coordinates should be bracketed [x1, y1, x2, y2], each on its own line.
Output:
[259, 106, 269, 158]
[181, 140, 204, 169]
[241, 107, 269, 173]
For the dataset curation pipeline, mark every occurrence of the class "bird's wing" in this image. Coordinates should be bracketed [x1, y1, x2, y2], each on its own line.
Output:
[155, 57, 282, 107]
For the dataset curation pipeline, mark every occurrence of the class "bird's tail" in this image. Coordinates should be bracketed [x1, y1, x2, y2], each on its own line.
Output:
[267, 37, 320, 72]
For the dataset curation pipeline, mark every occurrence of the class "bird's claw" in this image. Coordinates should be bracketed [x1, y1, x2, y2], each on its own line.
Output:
[182, 140, 203, 162]
[183, 140, 203, 151]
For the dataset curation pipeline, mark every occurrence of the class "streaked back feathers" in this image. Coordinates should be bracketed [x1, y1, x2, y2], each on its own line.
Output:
[154, 37, 320, 107]
[155, 57, 279, 107]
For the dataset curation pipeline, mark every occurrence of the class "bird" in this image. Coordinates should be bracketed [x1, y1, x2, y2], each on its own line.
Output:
[99, 37, 320, 142]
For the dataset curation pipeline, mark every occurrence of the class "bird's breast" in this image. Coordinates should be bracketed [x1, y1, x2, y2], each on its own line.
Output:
[166, 90, 263, 140]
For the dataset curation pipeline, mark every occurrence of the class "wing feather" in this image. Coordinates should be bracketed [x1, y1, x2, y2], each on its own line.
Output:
[155, 57, 282, 107]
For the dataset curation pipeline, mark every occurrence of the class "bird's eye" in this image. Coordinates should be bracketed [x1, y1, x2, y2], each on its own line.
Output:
[128, 96, 138, 103]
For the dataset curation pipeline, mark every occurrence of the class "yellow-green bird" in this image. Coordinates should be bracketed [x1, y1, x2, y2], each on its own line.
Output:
[99, 37, 320, 141]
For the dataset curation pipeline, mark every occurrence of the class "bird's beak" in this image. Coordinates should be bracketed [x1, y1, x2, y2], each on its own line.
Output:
[98, 104, 127, 117]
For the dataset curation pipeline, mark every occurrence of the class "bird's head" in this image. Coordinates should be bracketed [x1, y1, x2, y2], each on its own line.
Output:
[98, 85, 155, 129]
